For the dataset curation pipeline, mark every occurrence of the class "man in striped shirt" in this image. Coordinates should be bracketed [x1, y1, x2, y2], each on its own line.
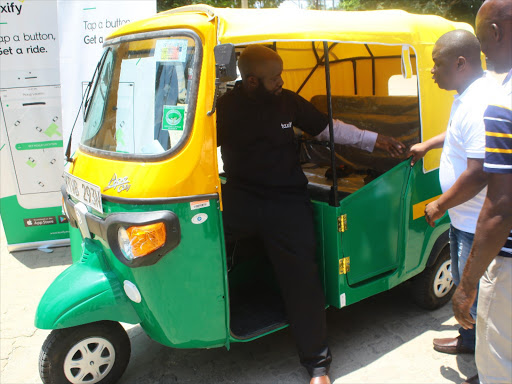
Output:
[452, 1, 512, 383]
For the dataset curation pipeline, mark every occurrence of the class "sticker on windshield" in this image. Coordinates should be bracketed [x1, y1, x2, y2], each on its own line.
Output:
[154, 39, 188, 62]
[162, 105, 185, 131]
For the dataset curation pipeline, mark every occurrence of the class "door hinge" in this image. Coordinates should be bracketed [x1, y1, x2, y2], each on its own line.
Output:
[338, 214, 347, 232]
[339, 257, 350, 275]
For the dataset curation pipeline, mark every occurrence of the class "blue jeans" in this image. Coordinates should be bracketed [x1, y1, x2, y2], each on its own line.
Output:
[450, 225, 478, 349]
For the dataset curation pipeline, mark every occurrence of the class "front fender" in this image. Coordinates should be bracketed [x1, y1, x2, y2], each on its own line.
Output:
[35, 239, 141, 330]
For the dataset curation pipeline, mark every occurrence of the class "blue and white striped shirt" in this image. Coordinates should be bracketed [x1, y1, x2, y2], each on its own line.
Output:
[483, 69, 512, 257]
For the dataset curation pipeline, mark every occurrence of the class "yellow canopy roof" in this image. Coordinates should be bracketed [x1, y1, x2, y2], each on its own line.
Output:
[109, 6, 476, 172]
[159, 5, 471, 46]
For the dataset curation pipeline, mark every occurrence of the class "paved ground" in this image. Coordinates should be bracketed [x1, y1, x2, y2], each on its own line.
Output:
[0, 220, 477, 384]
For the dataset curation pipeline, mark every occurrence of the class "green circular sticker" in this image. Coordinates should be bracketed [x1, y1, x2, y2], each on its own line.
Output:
[166, 109, 182, 126]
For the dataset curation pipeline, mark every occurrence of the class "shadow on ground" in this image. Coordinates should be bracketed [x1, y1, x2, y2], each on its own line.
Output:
[118, 284, 472, 384]
[10, 246, 72, 269]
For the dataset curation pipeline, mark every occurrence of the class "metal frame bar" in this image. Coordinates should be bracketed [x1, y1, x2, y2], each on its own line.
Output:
[352, 60, 357, 95]
[323, 41, 338, 207]
[296, 42, 338, 95]
[364, 44, 376, 95]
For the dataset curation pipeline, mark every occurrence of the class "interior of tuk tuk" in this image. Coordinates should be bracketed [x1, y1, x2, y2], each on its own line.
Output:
[221, 41, 421, 340]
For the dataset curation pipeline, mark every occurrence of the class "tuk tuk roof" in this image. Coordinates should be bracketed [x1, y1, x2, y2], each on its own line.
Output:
[159, 5, 471, 46]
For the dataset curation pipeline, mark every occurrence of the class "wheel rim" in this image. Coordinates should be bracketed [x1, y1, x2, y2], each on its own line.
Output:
[433, 259, 454, 298]
[63, 337, 116, 384]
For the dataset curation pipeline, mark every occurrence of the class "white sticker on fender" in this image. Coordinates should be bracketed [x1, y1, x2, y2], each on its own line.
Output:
[191, 213, 208, 224]
[190, 200, 210, 210]
[340, 293, 346, 308]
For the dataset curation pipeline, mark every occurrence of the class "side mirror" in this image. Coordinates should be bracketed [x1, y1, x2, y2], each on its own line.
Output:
[214, 43, 237, 82]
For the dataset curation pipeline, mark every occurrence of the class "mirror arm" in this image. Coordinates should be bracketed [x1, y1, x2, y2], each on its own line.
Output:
[207, 78, 221, 117]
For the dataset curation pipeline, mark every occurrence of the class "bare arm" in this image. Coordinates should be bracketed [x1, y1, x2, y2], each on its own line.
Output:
[424, 158, 488, 227]
[408, 132, 446, 166]
[452, 173, 512, 329]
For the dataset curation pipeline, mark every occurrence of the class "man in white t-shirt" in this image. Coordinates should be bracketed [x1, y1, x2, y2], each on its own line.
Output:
[409, 29, 499, 355]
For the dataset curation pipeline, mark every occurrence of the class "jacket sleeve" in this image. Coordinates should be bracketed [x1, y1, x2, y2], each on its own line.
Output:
[314, 119, 378, 152]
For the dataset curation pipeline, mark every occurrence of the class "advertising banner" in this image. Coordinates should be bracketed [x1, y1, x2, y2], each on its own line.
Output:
[0, 0, 156, 251]
[0, 0, 69, 250]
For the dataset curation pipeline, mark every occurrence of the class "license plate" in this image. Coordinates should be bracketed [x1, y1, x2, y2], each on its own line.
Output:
[64, 172, 103, 213]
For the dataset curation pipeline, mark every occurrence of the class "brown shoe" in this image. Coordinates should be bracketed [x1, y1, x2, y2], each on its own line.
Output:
[310, 375, 331, 384]
[462, 374, 479, 384]
[433, 335, 474, 354]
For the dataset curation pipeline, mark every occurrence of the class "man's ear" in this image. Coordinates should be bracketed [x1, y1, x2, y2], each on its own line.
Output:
[456, 56, 467, 71]
[491, 23, 502, 42]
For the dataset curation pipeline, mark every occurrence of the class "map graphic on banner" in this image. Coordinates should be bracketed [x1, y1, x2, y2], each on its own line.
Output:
[0, 0, 156, 250]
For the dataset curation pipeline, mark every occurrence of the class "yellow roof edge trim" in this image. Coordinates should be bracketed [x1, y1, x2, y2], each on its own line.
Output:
[161, 4, 217, 20]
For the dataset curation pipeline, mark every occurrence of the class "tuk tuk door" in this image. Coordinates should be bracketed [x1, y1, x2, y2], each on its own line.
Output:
[339, 160, 412, 286]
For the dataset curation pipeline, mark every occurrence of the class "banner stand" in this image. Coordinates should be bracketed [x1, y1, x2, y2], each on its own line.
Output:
[7, 239, 70, 253]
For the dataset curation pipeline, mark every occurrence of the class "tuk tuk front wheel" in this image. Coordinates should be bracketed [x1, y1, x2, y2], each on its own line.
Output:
[39, 321, 131, 384]
[412, 247, 455, 310]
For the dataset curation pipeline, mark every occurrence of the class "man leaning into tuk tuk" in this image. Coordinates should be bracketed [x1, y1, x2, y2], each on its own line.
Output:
[216, 44, 405, 384]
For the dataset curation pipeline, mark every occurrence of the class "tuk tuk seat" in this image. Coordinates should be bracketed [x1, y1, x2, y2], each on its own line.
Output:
[307, 95, 421, 173]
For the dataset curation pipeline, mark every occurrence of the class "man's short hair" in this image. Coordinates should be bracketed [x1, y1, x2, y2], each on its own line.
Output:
[436, 29, 482, 65]
[238, 45, 282, 79]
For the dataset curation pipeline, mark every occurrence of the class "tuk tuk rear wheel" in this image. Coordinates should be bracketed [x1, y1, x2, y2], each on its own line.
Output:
[39, 321, 131, 384]
[412, 247, 455, 310]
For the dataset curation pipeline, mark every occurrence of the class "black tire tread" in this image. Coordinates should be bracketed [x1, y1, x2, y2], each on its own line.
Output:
[413, 247, 455, 310]
[39, 321, 131, 384]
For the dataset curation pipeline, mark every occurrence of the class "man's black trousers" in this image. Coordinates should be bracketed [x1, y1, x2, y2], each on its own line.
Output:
[222, 183, 332, 378]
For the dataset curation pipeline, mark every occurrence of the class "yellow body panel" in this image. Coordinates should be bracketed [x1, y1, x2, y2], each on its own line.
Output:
[71, 6, 475, 199]
[73, 16, 219, 199]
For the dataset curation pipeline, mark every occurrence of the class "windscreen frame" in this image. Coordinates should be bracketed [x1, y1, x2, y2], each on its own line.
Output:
[79, 28, 203, 162]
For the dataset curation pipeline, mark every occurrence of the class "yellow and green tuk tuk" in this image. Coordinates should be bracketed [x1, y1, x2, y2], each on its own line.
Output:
[36, 6, 471, 383]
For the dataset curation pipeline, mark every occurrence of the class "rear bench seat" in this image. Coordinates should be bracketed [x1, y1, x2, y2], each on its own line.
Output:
[307, 95, 420, 173]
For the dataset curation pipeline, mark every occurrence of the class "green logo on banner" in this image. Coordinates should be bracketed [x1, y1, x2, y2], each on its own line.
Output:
[162, 105, 185, 131]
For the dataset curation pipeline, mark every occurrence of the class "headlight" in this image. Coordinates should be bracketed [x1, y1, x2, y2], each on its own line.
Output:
[105, 210, 181, 267]
[118, 222, 167, 260]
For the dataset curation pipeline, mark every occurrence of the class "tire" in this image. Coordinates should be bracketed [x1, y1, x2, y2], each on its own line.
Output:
[412, 247, 455, 310]
[39, 321, 131, 384]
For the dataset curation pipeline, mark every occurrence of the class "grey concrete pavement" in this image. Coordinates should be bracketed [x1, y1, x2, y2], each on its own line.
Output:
[0, 220, 477, 384]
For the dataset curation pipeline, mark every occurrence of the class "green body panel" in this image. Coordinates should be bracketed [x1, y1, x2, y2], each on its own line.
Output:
[70, 226, 83, 263]
[311, 201, 342, 307]
[403, 161, 450, 273]
[93, 199, 228, 349]
[37, 198, 229, 349]
[38, 161, 448, 348]
[35, 238, 141, 329]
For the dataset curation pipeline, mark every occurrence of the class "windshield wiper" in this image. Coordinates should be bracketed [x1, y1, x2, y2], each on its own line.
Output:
[65, 48, 110, 163]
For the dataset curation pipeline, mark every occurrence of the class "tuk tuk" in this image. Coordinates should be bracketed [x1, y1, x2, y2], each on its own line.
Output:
[35, 6, 472, 383]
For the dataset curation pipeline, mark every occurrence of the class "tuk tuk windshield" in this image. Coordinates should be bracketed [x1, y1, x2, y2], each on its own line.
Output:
[81, 33, 200, 156]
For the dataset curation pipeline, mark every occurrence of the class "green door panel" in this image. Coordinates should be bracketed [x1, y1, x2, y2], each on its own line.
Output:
[340, 161, 411, 286]
[94, 199, 229, 349]
[312, 159, 450, 309]
[35, 238, 141, 329]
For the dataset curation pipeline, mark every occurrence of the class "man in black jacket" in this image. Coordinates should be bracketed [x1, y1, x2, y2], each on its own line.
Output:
[217, 44, 405, 384]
